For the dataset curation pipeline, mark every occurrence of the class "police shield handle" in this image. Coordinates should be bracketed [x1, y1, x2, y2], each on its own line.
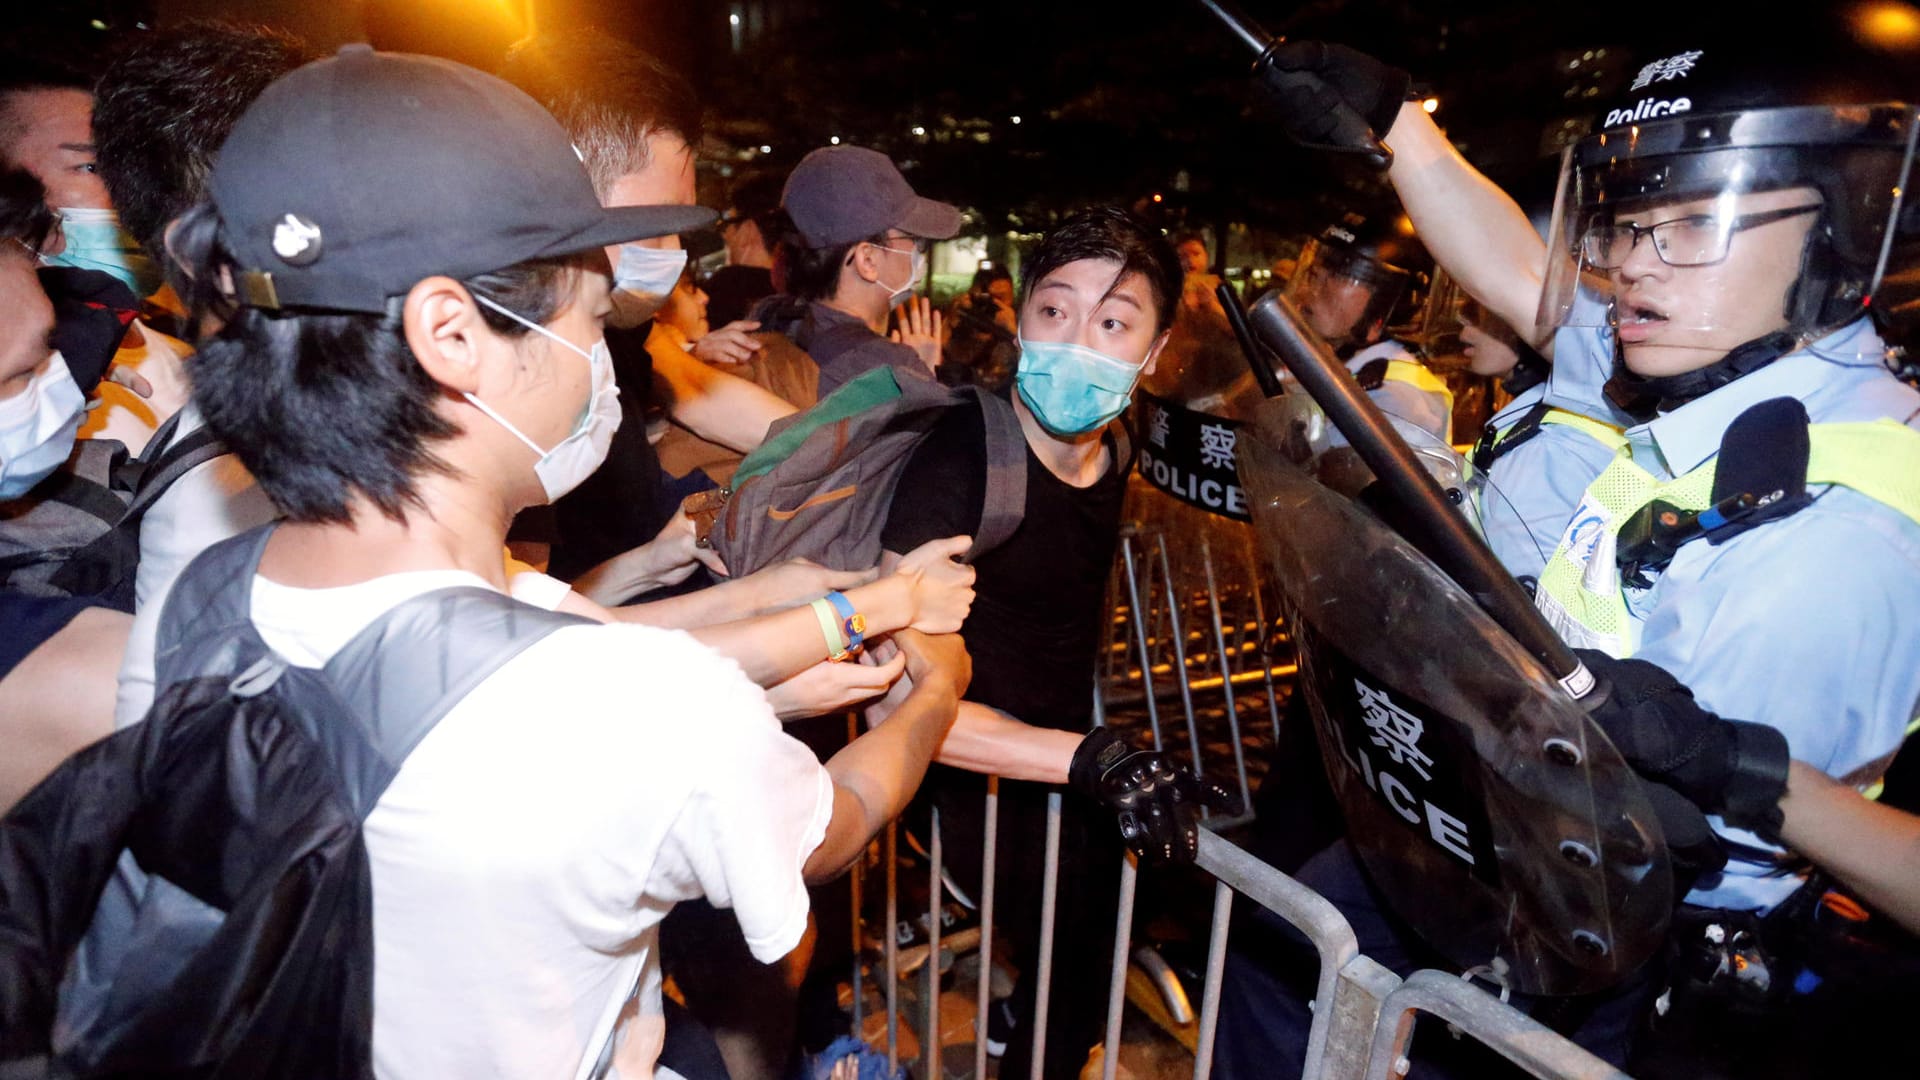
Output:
[1218, 283, 1285, 398]
[1244, 292, 1595, 699]
[1194, 0, 1393, 168]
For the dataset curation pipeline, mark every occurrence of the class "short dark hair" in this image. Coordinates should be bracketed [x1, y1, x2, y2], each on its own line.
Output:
[0, 167, 55, 251]
[971, 265, 1011, 290]
[778, 229, 900, 303]
[92, 21, 313, 258]
[0, 52, 101, 165]
[172, 201, 581, 525]
[1021, 207, 1183, 336]
[497, 31, 703, 199]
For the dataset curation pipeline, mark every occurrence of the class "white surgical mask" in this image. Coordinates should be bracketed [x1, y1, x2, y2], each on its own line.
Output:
[466, 294, 622, 503]
[876, 244, 924, 309]
[608, 244, 688, 326]
[0, 351, 87, 499]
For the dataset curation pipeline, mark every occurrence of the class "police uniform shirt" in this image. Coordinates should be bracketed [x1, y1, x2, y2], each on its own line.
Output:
[1476, 382, 1627, 583]
[1346, 339, 1454, 443]
[1554, 312, 1920, 912]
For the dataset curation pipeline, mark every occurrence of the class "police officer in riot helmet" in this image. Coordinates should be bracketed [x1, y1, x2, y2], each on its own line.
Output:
[1288, 212, 1457, 440]
[1216, 27, 1920, 1080]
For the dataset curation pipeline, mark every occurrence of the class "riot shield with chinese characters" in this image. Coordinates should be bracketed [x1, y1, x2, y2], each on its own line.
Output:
[1237, 396, 1674, 996]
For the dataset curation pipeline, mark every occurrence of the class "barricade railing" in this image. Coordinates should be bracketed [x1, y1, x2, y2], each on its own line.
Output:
[835, 503, 1630, 1080]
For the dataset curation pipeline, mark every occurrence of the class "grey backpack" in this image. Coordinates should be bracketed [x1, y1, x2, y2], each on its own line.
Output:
[687, 365, 1034, 576]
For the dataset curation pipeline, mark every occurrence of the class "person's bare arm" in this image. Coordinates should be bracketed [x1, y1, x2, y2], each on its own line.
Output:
[1384, 102, 1557, 354]
[803, 629, 970, 882]
[934, 700, 1084, 782]
[653, 339, 796, 452]
[1777, 760, 1920, 936]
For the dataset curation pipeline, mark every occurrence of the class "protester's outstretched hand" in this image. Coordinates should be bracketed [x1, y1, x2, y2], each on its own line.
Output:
[891, 297, 943, 375]
[1069, 728, 1242, 867]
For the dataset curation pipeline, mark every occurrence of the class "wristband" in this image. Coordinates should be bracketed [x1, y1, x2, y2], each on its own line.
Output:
[824, 590, 866, 652]
[809, 597, 849, 661]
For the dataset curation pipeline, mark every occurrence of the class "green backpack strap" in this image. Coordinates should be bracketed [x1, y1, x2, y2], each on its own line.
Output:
[732, 366, 904, 488]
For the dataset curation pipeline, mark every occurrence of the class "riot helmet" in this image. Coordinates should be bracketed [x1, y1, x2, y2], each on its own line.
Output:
[1537, 38, 1920, 405]
[1286, 210, 1432, 355]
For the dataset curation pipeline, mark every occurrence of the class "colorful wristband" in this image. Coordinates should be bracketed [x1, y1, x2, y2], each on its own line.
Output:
[824, 590, 866, 652]
[810, 597, 849, 662]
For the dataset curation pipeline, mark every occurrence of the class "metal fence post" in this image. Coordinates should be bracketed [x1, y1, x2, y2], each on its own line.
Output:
[1028, 792, 1065, 1080]
[973, 779, 1000, 1080]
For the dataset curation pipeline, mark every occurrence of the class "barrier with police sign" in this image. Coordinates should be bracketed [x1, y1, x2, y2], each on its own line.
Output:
[1238, 398, 1674, 996]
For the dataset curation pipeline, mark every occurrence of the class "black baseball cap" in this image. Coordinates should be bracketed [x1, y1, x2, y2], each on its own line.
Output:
[209, 45, 715, 313]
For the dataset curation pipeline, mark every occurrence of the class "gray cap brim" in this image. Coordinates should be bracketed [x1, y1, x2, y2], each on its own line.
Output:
[897, 196, 962, 240]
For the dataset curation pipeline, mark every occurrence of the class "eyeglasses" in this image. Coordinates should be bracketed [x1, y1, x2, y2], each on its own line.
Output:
[1579, 204, 1822, 270]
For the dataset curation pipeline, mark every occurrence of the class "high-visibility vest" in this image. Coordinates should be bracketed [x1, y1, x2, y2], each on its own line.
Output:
[1534, 418, 1920, 657]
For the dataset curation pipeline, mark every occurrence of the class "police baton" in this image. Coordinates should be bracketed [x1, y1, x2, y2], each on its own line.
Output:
[1242, 292, 1598, 701]
[1194, 0, 1393, 169]
[1218, 283, 1285, 397]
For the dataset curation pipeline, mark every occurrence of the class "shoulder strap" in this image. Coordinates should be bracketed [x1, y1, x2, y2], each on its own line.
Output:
[121, 425, 228, 526]
[322, 587, 593, 815]
[1472, 401, 1552, 471]
[967, 390, 1028, 561]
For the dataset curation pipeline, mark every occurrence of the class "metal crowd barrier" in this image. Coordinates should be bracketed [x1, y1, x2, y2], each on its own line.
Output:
[835, 504, 1626, 1080]
[850, 823, 1625, 1080]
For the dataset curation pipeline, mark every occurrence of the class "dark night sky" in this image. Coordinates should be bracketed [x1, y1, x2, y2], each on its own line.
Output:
[14, 0, 1917, 244]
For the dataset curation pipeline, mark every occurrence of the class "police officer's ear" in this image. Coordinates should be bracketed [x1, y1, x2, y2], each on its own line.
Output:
[403, 276, 491, 396]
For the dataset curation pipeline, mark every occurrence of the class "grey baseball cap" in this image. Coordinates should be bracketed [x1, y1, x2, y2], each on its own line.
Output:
[780, 145, 961, 249]
[209, 45, 715, 313]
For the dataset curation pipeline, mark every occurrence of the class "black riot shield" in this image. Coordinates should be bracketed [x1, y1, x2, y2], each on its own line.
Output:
[1239, 399, 1674, 996]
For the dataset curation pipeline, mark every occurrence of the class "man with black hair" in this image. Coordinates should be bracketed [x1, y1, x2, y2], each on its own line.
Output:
[86, 22, 311, 737]
[706, 169, 784, 327]
[498, 30, 800, 589]
[54, 46, 976, 1078]
[881, 206, 1218, 1080]
[0, 165, 132, 811]
[757, 144, 959, 396]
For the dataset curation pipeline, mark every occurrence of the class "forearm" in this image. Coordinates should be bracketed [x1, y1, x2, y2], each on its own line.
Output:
[572, 541, 690, 606]
[619, 574, 913, 686]
[805, 677, 961, 881]
[934, 700, 1084, 783]
[657, 348, 795, 452]
[1384, 102, 1553, 350]
[1778, 760, 1920, 936]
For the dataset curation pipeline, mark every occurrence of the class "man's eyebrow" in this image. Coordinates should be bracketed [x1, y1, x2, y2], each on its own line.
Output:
[58, 142, 94, 154]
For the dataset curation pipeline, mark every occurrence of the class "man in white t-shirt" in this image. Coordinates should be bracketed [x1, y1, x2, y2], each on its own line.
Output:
[94, 47, 976, 1078]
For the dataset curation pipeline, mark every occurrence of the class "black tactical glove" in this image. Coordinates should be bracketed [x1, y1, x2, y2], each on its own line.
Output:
[1576, 649, 1790, 842]
[1639, 779, 1729, 901]
[1252, 41, 1412, 155]
[1069, 728, 1241, 867]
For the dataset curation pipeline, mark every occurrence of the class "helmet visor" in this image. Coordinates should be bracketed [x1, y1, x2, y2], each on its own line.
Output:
[1537, 105, 1919, 371]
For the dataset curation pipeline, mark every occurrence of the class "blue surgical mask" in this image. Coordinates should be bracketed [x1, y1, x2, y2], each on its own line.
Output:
[1015, 337, 1144, 436]
[609, 243, 688, 326]
[44, 207, 164, 299]
[0, 352, 87, 499]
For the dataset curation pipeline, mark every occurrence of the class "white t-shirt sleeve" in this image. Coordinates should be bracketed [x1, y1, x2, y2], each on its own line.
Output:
[648, 641, 835, 963]
[503, 554, 572, 611]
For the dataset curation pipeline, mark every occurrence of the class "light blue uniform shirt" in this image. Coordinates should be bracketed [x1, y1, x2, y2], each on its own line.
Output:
[1552, 314, 1920, 911]
[1473, 290, 1639, 581]
[1476, 382, 1625, 582]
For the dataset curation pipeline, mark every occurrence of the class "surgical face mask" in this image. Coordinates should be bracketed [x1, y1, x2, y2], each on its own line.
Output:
[466, 294, 622, 503]
[44, 207, 164, 299]
[875, 243, 925, 308]
[1015, 337, 1144, 436]
[608, 244, 688, 326]
[0, 351, 87, 499]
